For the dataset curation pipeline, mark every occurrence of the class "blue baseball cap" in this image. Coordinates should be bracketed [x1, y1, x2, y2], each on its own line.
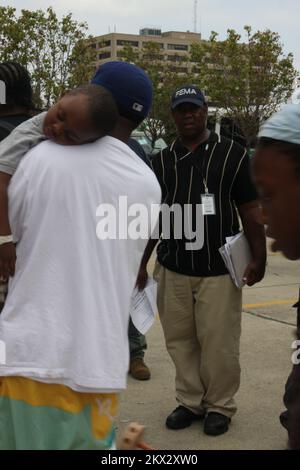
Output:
[171, 84, 206, 109]
[91, 61, 153, 123]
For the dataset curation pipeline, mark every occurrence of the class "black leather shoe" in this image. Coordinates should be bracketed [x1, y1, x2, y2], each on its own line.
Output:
[166, 406, 203, 430]
[204, 412, 231, 436]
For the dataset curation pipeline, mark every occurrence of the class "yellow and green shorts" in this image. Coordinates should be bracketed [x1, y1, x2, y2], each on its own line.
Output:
[0, 376, 118, 450]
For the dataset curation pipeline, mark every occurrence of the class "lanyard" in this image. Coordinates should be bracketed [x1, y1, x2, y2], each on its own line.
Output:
[201, 143, 210, 193]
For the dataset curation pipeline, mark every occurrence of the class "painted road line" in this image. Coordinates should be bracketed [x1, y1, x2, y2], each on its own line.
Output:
[243, 299, 296, 309]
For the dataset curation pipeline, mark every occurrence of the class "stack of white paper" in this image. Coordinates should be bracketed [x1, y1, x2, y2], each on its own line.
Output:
[219, 231, 252, 289]
[130, 277, 157, 334]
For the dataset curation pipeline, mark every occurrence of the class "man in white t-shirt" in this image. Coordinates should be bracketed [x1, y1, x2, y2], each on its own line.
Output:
[0, 62, 161, 450]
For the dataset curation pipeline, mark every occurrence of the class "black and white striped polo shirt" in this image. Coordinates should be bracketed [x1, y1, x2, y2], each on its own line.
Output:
[151, 132, 257, 277]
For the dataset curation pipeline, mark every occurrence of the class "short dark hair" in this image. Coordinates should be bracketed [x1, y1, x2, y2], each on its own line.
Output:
[0, 61, 34, 110]
[257, 137, 300, 172]
[65, 84, 118, 136]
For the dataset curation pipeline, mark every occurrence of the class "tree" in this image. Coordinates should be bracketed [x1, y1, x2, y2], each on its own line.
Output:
[120, 42, 195, 146]
[0, 6, 96, 108]
[191, 26, 298, 143]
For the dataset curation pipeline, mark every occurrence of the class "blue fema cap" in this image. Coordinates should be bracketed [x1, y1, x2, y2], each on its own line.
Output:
[91, 61, 153, 123]
[258, 104, 300, 146]
[171, 84, 206, 109]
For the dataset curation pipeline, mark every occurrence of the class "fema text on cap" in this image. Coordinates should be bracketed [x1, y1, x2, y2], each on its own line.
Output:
[175, 88, 197, 98]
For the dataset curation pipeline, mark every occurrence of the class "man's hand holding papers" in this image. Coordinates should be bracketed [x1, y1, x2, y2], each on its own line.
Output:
[219, 231, 252, 289]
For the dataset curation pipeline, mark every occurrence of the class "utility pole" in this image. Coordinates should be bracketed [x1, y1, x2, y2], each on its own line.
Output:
[194, 0, 198, 33]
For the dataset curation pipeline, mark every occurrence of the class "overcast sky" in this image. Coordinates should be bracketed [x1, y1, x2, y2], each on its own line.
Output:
[2, 0, 300, 71]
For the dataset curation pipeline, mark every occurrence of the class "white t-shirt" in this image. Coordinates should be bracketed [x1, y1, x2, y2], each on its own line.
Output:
[0, 136, 161, 393]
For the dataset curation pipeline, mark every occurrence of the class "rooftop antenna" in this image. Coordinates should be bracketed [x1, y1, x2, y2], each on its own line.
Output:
[193, 0, 198, 33]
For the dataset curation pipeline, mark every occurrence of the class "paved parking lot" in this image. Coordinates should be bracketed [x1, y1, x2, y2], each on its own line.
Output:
[117, 249, 300, 450]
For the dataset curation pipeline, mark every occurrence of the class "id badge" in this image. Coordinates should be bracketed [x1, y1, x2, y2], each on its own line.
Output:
[201, 193, 216, 215]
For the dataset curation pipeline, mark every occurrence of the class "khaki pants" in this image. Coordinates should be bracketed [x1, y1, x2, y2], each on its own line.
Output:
[153, 261, 242, 418]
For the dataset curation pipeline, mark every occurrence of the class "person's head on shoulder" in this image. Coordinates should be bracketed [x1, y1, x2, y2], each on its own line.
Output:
[253, 104, 300, 260]
[43, 84, 118, 146]
[170, 84, 208, 140]
[0, 61, 34, 116]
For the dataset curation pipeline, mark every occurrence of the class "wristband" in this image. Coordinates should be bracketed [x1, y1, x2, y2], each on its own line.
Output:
[0, 235, 13, 246]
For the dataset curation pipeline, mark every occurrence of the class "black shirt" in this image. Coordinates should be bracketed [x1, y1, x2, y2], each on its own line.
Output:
[128, 138, 151, 167]
[151, 132, 257, 277]
[0, 114, 31, 142]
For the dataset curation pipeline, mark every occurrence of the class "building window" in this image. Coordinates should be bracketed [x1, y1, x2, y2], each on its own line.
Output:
[116, 40, 139, 47]
[167, 44, 188, 51]
[140, 28, 162, 36]
[99, 52, 111, 60]
[142, 42, 164, 49]
[143, 54, 162, 61]
[99, 40, 111, 48]
[90, 43, 97, 49]
[167, 55, 186, 62]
